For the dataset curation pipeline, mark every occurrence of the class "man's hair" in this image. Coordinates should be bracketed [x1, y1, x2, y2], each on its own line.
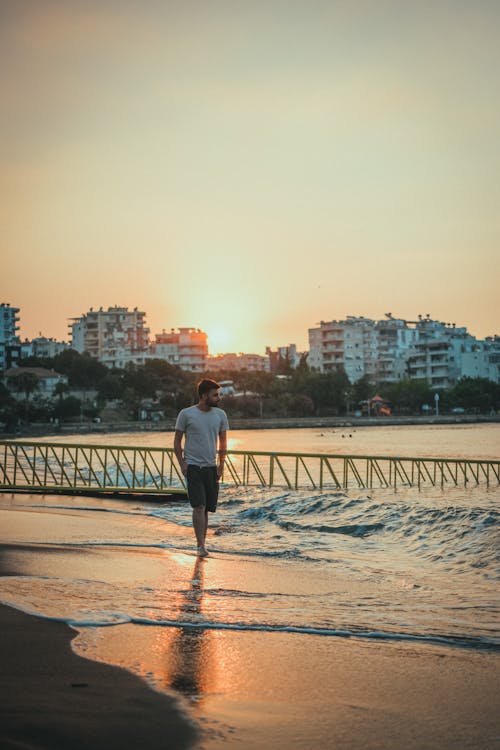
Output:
[197, 378, 221, 398]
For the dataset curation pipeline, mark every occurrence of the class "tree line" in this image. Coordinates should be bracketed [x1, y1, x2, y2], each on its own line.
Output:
[1, 349, 499, 428]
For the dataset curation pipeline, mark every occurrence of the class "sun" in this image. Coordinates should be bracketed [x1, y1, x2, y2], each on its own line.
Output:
[206, 325, 233, 355]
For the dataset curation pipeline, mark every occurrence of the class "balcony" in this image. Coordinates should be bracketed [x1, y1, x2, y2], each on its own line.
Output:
[323, 345, 344, 353]
[322, 337, 343, 345]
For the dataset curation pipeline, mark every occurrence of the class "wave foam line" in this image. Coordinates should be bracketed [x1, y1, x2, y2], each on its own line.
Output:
[0, 597, 497, 653]
[12, 503, 147, 517]
[127, 618, 499, 652]
[0, 539, 185, 551]
[0, 539, 319, 561]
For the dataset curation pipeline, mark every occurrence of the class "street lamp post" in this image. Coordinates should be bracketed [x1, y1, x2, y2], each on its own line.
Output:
[434, 392, 440, 417]
[345, 391, 351, 416]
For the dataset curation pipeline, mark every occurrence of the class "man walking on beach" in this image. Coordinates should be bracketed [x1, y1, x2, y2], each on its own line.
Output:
[174, 379, 229, 556]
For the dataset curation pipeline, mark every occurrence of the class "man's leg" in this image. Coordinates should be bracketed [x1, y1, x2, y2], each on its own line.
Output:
[192, 505, 208, 551]
[203, 509, 208, 545]
[187, 466, 208, 554]
[202, 468, 218, 551]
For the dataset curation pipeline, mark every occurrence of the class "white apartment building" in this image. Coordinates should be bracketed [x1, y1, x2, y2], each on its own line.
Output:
[0, 303, 21, 371]
[21, 336, 69, 359]
[407, 332, 454, 389]
[69, 306, 150, 368]
[407, 318, 490, 388]
[309, 314, 499, 386]
[483, 336, 500, 381]
[449, 329, 499, 383]
[308, 317, 378, 382]
[374, 316, 419, 382]
[460, 348, 498, 381]
[152, 328, 208, 372]
[71, 318, 86, 353]
[207, 352, 270, 372]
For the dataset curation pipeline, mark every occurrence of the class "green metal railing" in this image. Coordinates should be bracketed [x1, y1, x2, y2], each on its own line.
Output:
[0, 440, 499, 495]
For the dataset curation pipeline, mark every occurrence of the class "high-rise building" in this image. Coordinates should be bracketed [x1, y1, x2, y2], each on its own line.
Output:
[408, 317, 500, 388]
[483, 336, 500, 381]
[309, 313, 499, 386]
[407, 320, 456, 388]
[69, 306, 150, 368]
[153, 328, 208, 372]
[0, 303, 21, 371]
[308, 316, 377, 382]
[374, 315, 418, 382]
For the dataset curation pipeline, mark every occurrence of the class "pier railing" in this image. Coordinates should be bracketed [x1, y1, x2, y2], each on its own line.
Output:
[0, 440, 499, 495]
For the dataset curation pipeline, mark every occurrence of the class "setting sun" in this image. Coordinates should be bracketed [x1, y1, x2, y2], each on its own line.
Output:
[2, 2, 499, 350]
[205, 325, 232, 355]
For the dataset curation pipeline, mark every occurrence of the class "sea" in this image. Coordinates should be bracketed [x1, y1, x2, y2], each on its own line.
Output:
[0, 423, 499, 665]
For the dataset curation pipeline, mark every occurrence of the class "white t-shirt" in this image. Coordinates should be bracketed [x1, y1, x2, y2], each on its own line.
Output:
[175, 405, 229, 467]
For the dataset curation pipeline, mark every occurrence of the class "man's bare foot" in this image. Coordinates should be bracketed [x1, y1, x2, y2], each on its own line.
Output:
[197, 545, 209, 557]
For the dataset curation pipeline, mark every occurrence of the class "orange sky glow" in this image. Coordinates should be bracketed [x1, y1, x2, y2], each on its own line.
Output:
[2, 1, 499, 355]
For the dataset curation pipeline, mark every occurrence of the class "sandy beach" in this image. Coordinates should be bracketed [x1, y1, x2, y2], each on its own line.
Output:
[0, 599, 199, 750]
[1, 532, 499, 749]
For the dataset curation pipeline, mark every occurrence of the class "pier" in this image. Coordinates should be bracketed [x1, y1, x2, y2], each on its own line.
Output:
[1, 440, 498, 496]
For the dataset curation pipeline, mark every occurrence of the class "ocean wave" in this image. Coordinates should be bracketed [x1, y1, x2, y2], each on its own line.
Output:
[218, 489, 500, 575]
[1, 598, 497, 652]
[277, 520, 384, 537]
[4, 485, 499, 579]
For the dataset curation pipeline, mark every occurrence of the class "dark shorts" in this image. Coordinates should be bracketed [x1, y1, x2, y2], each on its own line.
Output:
[186, 465, 219, 513]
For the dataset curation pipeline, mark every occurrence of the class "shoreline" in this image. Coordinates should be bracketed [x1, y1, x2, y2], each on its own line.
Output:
[1, 538, 499, 750]
[1, 503, 499, 750]
[2, 413, 499, 439]
[0, 601, 197, 750]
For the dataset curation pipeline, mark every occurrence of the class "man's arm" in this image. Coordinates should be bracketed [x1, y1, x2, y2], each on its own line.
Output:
[217, 430, 227, 479]
[174, 430, 188, 476]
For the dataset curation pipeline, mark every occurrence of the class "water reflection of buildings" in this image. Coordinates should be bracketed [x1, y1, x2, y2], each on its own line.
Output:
[168, 556, 215, 703]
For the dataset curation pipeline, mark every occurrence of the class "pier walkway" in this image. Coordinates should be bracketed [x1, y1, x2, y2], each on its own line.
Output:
[1, 440, 499, 496]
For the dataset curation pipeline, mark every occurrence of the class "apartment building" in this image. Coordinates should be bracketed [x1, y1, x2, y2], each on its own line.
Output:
[460, 347, 498, 381]
[153, 328, 208, 372]
[309, 313, 499, 386]
[484, 336, 500, 380]
[69, 306, 150, 368]
[0, 303, 21, 371]
[308, 317, 378, 382]
[207, 352, 270, 372]
[407, 318, 486, 388]
[375, 316, 418, 382]
[407, 334, 454, 388]
[21, 336, 69, 359]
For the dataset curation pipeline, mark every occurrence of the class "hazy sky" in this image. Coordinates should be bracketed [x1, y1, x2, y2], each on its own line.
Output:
[2, 0, 499, 354]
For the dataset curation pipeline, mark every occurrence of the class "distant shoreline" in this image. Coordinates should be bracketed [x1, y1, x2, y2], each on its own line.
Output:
[2, 414, 499, 439]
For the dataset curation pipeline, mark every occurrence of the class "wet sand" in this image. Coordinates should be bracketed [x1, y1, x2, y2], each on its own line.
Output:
[71, 597, 500, 750]
[1, 548, 499, 749]
[192, 629, 500, 749]
[1, 499, 499, 749]
[0, 600, 197, 750]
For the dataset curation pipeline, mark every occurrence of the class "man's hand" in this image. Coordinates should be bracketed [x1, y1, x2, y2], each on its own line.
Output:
[217, 431, 227, 481]
[174, 430, 187, 477]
